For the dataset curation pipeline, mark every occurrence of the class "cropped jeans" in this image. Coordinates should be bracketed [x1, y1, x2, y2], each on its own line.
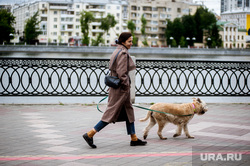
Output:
[94, 120, 135, 135]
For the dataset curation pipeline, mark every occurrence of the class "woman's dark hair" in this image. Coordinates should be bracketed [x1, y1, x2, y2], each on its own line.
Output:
[115, 32, 132, 44]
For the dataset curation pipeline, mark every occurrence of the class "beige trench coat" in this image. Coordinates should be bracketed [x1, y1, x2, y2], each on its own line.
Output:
[101, 44, 136, 123]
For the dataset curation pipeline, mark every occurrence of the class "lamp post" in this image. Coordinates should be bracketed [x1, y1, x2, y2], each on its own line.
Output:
[9, 33, 14, 45]
[192, 37, 196, 48]
[207, 37, 211, 49]
[186, 37, 190, 48]
[169, 36, 173, 48]
[147, 36, 151, 47]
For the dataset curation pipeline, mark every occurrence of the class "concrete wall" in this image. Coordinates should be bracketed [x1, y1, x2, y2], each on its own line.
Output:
[1, 45, 250, 55]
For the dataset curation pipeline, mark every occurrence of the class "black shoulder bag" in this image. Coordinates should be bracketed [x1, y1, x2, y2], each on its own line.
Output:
[104, 49, 128, 89]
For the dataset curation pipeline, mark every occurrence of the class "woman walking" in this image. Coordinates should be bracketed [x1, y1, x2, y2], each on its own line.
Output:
[83, 32, 147, 148]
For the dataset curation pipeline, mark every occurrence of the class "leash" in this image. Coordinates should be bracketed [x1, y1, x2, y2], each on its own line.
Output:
[97, 96, 194, 117]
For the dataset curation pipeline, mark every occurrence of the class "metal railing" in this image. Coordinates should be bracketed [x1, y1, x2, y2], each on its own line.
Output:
[0, 57, 249, 96]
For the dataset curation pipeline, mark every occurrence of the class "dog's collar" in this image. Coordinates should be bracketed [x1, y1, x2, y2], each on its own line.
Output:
[192, 103, 196, 113]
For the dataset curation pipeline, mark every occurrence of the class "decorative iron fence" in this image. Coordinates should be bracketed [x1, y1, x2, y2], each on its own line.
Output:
[0, 57, 249, 96]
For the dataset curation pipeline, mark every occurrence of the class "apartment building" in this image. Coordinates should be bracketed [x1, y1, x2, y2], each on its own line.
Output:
[12, 0, 128, 45]
[220, 0, 250, 42]
[12, 0, 200, 46]
[128, 0, 200, 46]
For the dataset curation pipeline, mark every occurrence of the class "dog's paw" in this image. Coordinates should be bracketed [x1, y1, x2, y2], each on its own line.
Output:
[160, 137, 167, 140]
[173, 134, 180, 137]
[143, 135, 148, 140]
[187, 136, 195, 139]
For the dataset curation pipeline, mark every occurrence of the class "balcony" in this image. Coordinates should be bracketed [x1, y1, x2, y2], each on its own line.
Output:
[91, 22, 101, 26]
[89, 8, 105, 12]
[50, 6, 68, 10]
[91, 29, 104, 33]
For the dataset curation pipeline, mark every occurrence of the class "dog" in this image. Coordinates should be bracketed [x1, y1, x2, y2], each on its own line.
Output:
[139, 98, 208, 140]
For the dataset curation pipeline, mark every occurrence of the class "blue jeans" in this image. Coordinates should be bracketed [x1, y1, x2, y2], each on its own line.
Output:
[94, 120, 135, 135]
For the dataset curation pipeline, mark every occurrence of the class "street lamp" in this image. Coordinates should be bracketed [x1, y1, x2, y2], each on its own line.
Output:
[186, 37, 190, 48]
[192, 37, 196, 48]
[169, 36, 174, 48]
[207, 38, 211, 49]
[147, 36, 151, 47]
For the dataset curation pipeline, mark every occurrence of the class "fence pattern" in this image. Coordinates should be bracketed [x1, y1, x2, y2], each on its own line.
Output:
[0, 57, 249, 96]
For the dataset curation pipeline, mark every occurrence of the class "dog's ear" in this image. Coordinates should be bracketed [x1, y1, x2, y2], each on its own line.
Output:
[197, 98, 202, 103]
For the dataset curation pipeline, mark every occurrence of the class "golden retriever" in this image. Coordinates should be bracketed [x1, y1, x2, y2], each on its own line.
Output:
[139, 98, 208, 140]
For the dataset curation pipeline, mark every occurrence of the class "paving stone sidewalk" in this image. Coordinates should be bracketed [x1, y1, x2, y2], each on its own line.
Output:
[0, 103, 250, 166]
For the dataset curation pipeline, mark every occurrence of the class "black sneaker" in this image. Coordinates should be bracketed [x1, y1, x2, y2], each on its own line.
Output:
[130, 139, 147, 146]
[83, 133, 97, 148]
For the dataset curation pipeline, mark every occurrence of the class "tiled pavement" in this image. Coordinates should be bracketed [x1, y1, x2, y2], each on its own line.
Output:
[0, 102, 250, 166]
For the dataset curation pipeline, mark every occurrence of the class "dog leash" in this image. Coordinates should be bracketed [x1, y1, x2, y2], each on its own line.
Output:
[97, 96, 194, 117]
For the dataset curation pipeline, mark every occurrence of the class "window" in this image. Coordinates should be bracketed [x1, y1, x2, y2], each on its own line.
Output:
[152, 7, 157, 11]
[54, 11, 57, 14]
[151, 21, 158, 25]
[54, 18, 57, 22]
[117, 6, 120, 10]
[76, 32, 79, 36]
[53, 25, 57, 28]
[61, 32, 64, 36]
[53, 32, 57, 36]
[76, 5, 80, 8]
[177, 8, 181, 13]
[116, 26, 119, 30]
[76, 25, 80, 29]
[152, 14, 158, 18]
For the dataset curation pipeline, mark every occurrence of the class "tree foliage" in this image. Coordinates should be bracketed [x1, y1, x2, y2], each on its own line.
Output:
[100, 13, 117, 34]
[127, 20, 137, 45]
[141, 15, 148, 46]
[80, 10, 95, 46]
[0, 9, 15, 44]
[95, 13, 117, 46]
[24, 11, 42, 44]
[165, 7, 220, 47]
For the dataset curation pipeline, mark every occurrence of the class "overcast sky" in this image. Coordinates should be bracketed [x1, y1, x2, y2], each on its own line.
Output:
[0, 0, 221, 15]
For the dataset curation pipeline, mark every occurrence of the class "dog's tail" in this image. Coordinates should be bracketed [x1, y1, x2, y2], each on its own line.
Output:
[139, 111, 152, 122]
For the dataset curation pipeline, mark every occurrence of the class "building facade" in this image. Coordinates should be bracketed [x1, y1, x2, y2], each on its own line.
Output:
[12, 0, 200, 46]
[128, 0, 200, 46]
[217, 21, 247, 48]
[12, 0, 128, 45]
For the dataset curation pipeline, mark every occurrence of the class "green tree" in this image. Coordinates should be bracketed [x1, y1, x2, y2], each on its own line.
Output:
[80, 10, 95, 46]
[194, 7, 217, 43]
[179, 36, 186, 47]
[0, 9, 15, 44]
[141, 15, 148, 46]
[171, 39, 177, 47]
[24, 11, 42, 44]
[91, 34, 104, 46]
[206, 23, 222, 48]
[100, 13, 117, 34]
[194, 7, 203, 42]
[127, 20, 137, 45]
[166, 18, 184, 46]
[182, 14, 196, 46]
[93, 13, 117, 46]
